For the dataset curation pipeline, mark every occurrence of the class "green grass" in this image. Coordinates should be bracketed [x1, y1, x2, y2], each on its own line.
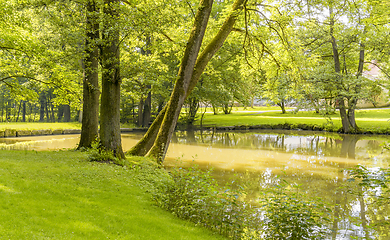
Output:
[0, 150, 226, 240]
[0, 122, 81, 131]
[193, 108, 390, 133]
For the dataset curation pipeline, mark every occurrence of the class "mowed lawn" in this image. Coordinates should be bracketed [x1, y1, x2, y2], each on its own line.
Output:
[0, 150, 226, 240]
[0, 122, 81, 131]
[193, 107, 390, 132]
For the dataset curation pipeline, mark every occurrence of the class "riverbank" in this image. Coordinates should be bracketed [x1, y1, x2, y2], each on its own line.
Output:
[0, 150, 226, 240]
[190, 107, 390, 134]
[0, 121, 146, 138]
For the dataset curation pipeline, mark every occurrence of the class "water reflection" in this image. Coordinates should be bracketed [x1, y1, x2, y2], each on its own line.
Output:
[1, 130, 389, 239]
[167, 130, 390, 240]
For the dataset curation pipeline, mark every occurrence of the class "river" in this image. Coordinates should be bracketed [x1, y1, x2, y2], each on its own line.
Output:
[1, 129, 389, 239]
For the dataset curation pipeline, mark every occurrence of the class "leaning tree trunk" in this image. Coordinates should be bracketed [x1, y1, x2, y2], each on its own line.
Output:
[78, 0, 100, 149]
[99, 0, 124, 159]
[147, 0, 214, 163]
[128, 0, 245, 157]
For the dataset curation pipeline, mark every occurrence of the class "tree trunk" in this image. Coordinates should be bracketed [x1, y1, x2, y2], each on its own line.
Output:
[57, 105, 64, 122]
[99, 0, 124, 159]
[16, 101, 22, 122]
[137, 96, 144, 126]
[142, 91, 152, 127]
[39, 92, 46, 122]
[141, 38, 152, 127]
[338, 100, 350, 133]
[128, 0, 245, 158]
[63, 104, 71, 122]
[277, 101, 286, 114]
[78, 0, 100, 149]
[127, 107, 166, 156]
[330, 7, 356, 133]
[147, 0, 214, 163]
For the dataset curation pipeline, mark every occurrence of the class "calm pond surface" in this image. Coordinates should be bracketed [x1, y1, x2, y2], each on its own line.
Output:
[1, 129, 389, 239]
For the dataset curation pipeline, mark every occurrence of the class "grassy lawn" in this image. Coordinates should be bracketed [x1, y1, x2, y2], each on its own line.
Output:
[193, 107, 390, 132]
[0, 122, 81, 131]
[0, 150, 226, 240]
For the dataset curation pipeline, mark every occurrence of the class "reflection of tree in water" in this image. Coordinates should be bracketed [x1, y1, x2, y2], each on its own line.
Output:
[174, 130, 368, 160]
[174, 130, 390, 239]
[339, 135, 360, 159]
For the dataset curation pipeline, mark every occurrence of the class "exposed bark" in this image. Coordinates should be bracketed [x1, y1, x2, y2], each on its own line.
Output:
[63, 104, 71, 122]
[39, 92, 46, 122]
[78, 0, 100, 149]
[22, 101, 26, 122]
[128, 0, 245, 158]
[277, 101, 286, 114]
[147, 0, 214, 163]
[16, 101, 22, 122]
[142, 90, 151, 127]
[141, 38, 152, 127]
[137, 96, 144, 126]
[186, 97, 199, 124]
[127, 107, 166, 156]
[99, 0, 124, 159]
[58, 105, 64, 121]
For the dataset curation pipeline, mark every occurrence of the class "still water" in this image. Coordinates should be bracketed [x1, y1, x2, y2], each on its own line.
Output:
[1, 130, 389, 239]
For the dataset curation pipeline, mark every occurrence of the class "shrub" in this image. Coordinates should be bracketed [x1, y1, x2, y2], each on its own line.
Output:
[155, 166, 332, 240]
[86, 141, 126, 166]
[259, 184, 331, 239]
[155, 166, 260, 239]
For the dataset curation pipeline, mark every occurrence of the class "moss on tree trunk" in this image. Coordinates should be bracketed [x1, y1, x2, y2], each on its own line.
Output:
[99, 0, 124, 159]
[147, 0, 214, 163]
[78, 0, 100, 149]
[127, 0, 245, 159]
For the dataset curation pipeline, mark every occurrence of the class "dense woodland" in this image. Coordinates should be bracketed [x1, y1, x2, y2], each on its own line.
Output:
[1, 0, 390, 161]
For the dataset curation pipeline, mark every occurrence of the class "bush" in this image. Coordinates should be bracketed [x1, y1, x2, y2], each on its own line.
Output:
[155, 166, 260, 239]
[86, 141, 126, 166]
[155, 166, 332, 240]
[259, 183, 331, 239]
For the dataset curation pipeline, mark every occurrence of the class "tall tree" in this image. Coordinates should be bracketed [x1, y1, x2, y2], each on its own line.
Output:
[99, 0, 125, 158]
[146, 0, 214, 163]
[78, 0, 100, 149]
[128, 0, 246, 161]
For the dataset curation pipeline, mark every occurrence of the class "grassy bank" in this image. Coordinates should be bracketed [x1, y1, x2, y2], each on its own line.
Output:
[0, 150, 226, 240]
[192, 107, 390, 134]
[0, 122, 81, 131]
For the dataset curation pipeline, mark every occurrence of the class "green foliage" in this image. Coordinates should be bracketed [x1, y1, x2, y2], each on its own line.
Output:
[259, 180, 331, 240]
[156, 165, 334, 240]
[347, 165, 390, 203]
[156, 166, 259, 239]
[86, 141, 126, 166]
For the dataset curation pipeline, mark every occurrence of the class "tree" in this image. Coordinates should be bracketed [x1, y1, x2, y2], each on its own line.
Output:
[78, 0, 100, 149]
[99, 0, 125, 158]
[128, 0, 246, 162]
[293, 0, 389, 133]
[146, 0, 214, 163]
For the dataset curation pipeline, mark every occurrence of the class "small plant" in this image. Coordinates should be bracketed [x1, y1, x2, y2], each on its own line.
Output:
[86, 141, 126, 166]
[258, 180, 331, 240]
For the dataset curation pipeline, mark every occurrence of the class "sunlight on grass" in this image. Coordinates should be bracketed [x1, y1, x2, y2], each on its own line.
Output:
[0, 151, 226, 240]
[193, 108, 390, 133]
[0, 184, 15, 193]
[0, 122, 81, 131]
